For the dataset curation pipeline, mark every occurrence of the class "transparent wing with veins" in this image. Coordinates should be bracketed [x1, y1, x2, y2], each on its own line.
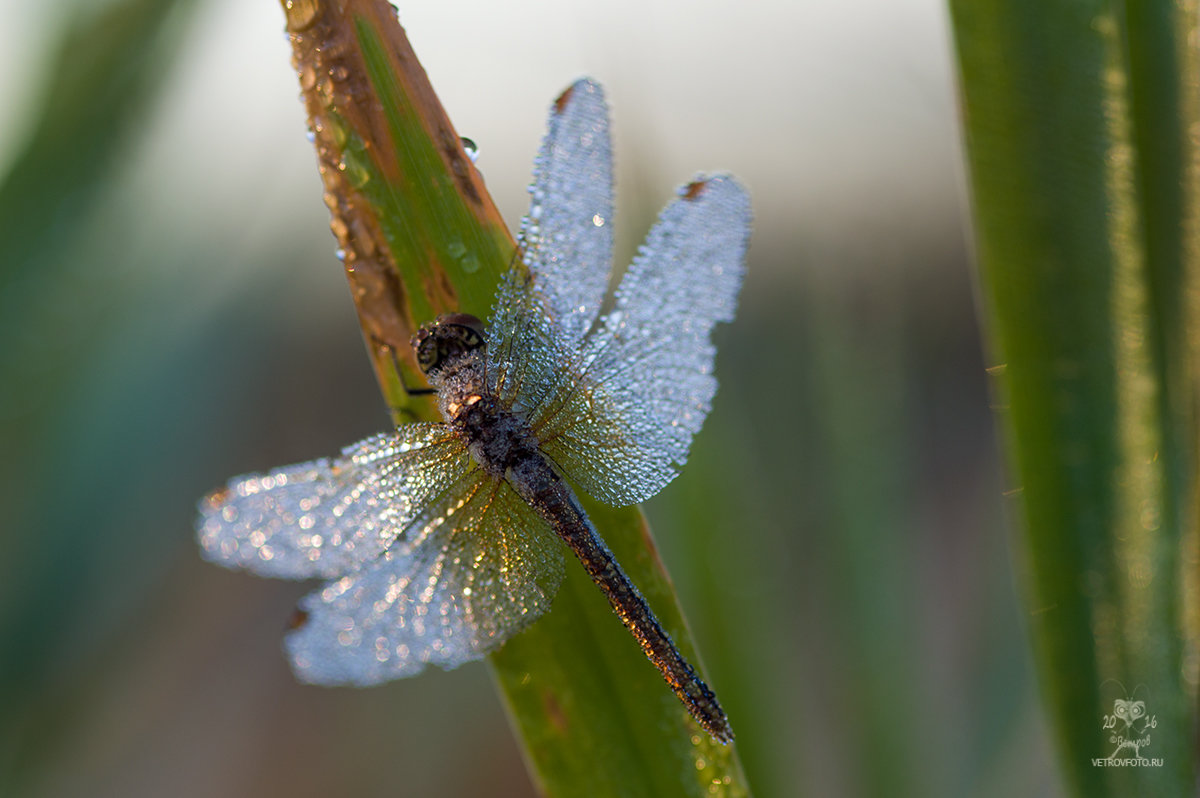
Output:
[197, 424, 467, 579]
[529, 176, 751, 506]
[510, 77, 614, 350]
[287, 472, 565, 683]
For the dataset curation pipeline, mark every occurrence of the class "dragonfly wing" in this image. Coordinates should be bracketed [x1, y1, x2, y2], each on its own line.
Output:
[196, 423, 466, 579]
[286, 474, 565, 684]
[486, 79, 614, 427]
[535, 176, 751, 506]
[508, 77, 614, 349]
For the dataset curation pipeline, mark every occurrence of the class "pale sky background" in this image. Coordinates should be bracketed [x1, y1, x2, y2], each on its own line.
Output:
[0, 0, 964, 286]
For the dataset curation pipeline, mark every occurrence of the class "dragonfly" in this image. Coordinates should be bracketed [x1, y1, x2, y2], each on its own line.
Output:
[197, 78, 750, 744]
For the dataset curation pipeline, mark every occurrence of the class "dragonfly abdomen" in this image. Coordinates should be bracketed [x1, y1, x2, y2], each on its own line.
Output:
[506, 453, 735, 744]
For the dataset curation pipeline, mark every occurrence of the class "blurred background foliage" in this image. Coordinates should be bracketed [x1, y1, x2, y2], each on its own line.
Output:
[0, 0, 1054, 796]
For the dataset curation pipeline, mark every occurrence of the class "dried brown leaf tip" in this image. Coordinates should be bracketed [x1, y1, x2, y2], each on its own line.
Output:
[278, 0, 512, 408]
[281, 1, 410, 345]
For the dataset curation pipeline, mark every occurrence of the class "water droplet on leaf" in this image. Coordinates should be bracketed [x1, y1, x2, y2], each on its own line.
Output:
[299, 64, 317, 91]
[283, 0, 319, 31]
[460, 137, 479, 163]
[339, 149, 371, 188]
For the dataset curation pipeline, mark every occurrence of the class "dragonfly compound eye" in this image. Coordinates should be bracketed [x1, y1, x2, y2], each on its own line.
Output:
[413, 313, 487, 375]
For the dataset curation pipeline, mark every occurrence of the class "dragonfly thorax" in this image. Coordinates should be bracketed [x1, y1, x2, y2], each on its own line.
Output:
[418, 322, 542, 480]
[461, 401, 541, 480]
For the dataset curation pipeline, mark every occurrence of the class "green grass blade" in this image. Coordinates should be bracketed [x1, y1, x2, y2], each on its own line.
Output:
[0, 0, 198, 791]
[947, 2, 1199, 794]
[0, 0, 195, 453]
[281, 2, 751, 794]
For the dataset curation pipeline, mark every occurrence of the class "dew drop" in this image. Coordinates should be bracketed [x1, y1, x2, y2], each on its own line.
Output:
[339, 149, 371, 188]
[299, 64, 317, 91]
[316, 78, 334, 105]
[326, 115, 348, 150]
[350, 218, 377, 255]
[283, 0, 319, 31]
[460, 136, 479, 163]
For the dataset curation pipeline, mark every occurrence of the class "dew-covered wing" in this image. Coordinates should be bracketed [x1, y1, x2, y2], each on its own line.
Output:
[534, 176, 750, 506]
[510, 77, 614, 349]
[286, 473, 565, 683]
[486, 266, 580, 426]
[196, 423, 467, 579]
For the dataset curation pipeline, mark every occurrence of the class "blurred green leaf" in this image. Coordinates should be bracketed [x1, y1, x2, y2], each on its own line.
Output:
[948, 2, 1199, 794]
[0, 0, 197, 459]
[0, 0, 199, 792]
[281, 1, 750, 794]
[0, 0, 195, 704]
[0, 0, 193, 295]
[806, 289, 926, 796]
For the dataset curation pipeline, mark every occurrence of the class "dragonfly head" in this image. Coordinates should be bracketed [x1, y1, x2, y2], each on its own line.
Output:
[412, 313, 487, 375]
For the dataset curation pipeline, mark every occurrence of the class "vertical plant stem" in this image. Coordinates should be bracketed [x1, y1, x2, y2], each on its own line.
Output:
[948, 2, 1200, 794]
